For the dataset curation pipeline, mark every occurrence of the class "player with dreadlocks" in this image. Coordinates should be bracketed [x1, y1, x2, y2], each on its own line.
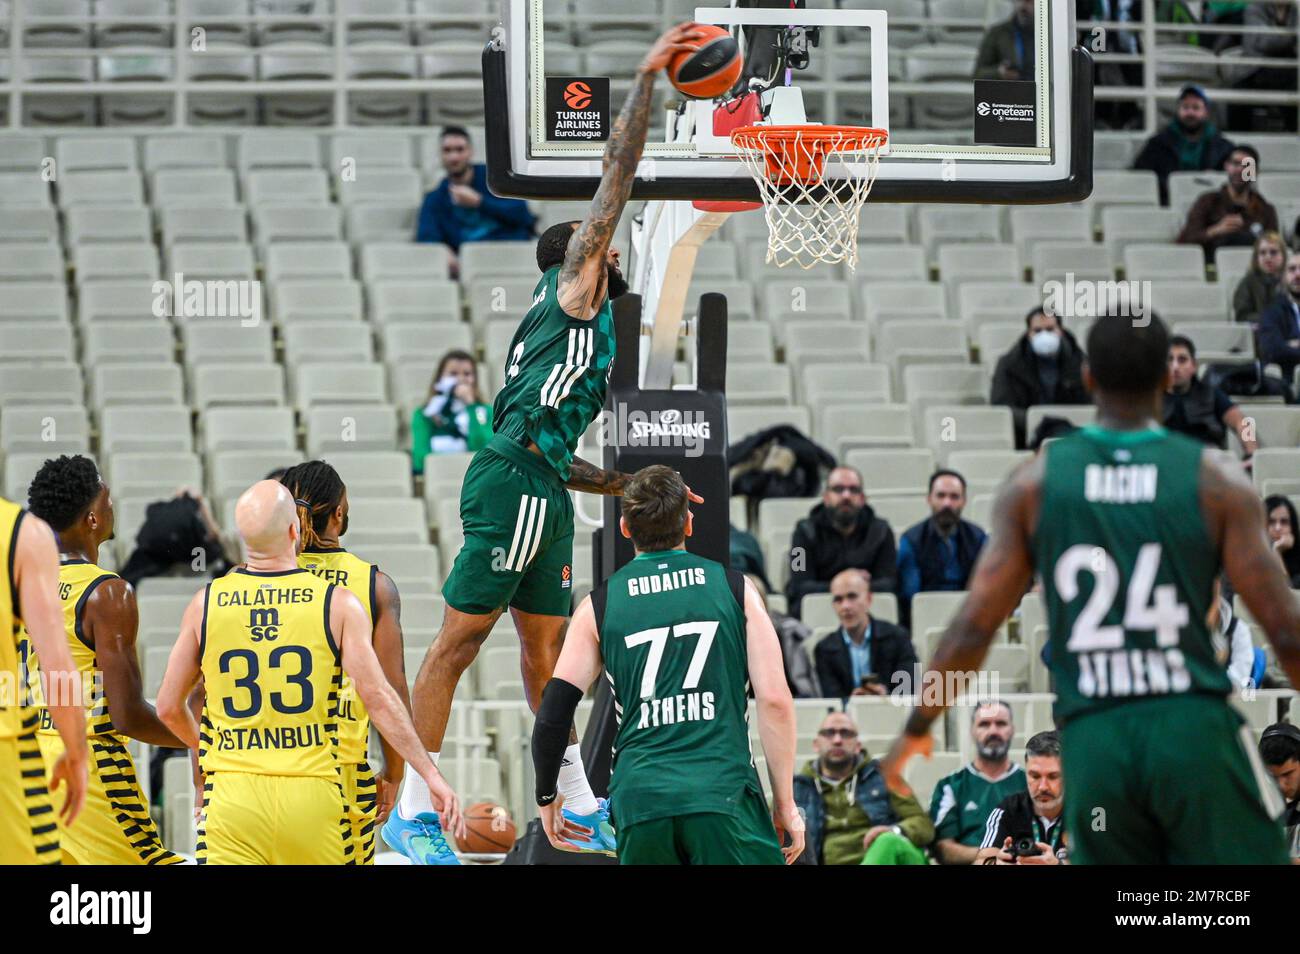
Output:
[21, 454, 185, 864]
[279, 461, 412, 864]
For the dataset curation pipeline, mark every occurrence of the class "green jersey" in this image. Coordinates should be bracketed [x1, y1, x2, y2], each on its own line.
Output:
[930, 763, 1025, 847]
[593, 549, 759, 828]
[492, 266, 616, 481]
[1033, 426, 1227, 723]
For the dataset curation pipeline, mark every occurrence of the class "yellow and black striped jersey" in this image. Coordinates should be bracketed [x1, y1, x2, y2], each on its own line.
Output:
[0, 496, 35, 741]
[28, 560, 119, 739]
[297, 547, 376, 766]
[199, 567, 343, 778]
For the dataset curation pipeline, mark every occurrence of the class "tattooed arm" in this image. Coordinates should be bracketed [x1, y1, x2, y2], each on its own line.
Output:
[556, 22, 704, 320]
[564, 456, 633, 496]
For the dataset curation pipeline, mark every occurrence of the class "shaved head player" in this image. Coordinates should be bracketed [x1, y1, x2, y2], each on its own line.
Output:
[385, 22, 707, 864]
[883, 313, 1300, 864]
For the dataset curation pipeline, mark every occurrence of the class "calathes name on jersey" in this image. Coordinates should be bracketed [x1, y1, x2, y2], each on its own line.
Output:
[626, 566, 707, 597]
[638, 691, 715, 730]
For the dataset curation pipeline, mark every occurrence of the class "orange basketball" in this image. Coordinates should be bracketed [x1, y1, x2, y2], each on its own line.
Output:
[455, 802, 517, 854]
[668, 24, 743, 100]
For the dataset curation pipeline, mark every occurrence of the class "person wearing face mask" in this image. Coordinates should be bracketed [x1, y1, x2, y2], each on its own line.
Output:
[410, 349, 494, 474]
[896, 470, 988, 630]
[991, 307, 1088, 449]
[1162, 335, 1258, 461]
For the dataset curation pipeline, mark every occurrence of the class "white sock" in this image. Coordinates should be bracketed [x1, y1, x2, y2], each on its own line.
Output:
[397, 751, 439, 819]
[557, 744, 600, 816]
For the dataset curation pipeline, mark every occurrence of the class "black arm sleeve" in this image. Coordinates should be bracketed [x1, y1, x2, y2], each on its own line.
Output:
[531, 678, 584, 806]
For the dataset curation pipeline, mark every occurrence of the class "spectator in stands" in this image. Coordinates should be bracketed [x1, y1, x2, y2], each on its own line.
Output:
[897, 470, 988, 629]
[930, 701, 1027, 864]
[1233, 231, 1289, 330]
[119, 487, 232, 587]
[1132, 85, 1235, 206]
[1257, 251, 1300, 383]
[1177, 145, 1279, 261]
[785, 466, 897, 617]
[410, 350, 493, 474]
[793, 711, 934, 865]
[1162, 335, 1259, 458]
[730, 523, 772, 593]
[1208, 577, 1257, 690]
[1259, 722, 1300, 861]
[974, 0, 1036, 80]
[1230, 1, 1299, 133]
[991, 307, 1088, 449]
[747, 574, 820, 698]
[1078, 1, 1143, 129]
[1265, 495, 1300, 587]
[975, 731, 1069, 865]
[813, 569, 918, 700]
[415, 126, 537, 278]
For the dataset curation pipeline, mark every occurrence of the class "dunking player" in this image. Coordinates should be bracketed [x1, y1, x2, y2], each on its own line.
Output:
[531, 466, 803, 865]
[384, 22, 707, 864]
[22, 455, 183, 864]
[882, 314, 1300, 864]
[282, 461, 412, 865]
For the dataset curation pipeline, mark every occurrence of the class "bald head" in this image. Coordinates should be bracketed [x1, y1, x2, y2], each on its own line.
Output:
[236, 480, 299, 559]
[829, 568, 872, 631]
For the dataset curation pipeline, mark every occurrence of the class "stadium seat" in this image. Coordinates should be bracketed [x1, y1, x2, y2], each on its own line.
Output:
[1170, 321, 1250, 355]
[900, 363, 986, 407]
[200, 407, 298, 454]
[294, 363, 388, 407]
[304, 404, 400, 455]
[166, 243, 256, 282]
[917, 206, 1002, 257]
[180, 321, 275, 366]
[345, 203, 419, 244]
[919, 405, 1015, 464]
[1088, 170, 1160, 221]
[1010, 207, 1092, 262]
[0, 364, 83, 408]
[283, 322, 375, 365]
[64, 206, 152, 244]
[1101, 206, 1182, 266]
[957, 282, 1041, 337]
[945, 448, 1032, 495]
[1167, 171, 1226, 218]
[73, 242, 159, 284]
[1234, 405, 1300, 449]
[324, 451, 411, 498]
[359, 242, 451, 282]
[370, 280, 462, 324]
[0, 283, 68, 324]
[100, 404, 192, 453]
[0, 208, 60, 245]
[1031, 242, 1113, 284]
[875, 320, 967, 368]
[844, 448, 936, 496]
[151, 168, 239, 207]
[801, 363, 892, 407]
[784, 322, 870, 377]
[237, 132, 322, 171]
[244, 169, 331, 206]
[938, 243, 1023, 293]
[265, 241, 353, 282]
[90, 362, 184, 406]
[0, 405, 91, 456]
[356, 543, 441, 591]
[273, 280, 365, 323]
[727, 404, 812, 444]
[868, 494, 931, 537]
[0, 172, 53, 207]
[0, 322, 75, 364]
[191, 363, 286, 407]
[1024, 404, 1098, 437]
[158, 207, 249, 246]
[252, 204, 343, 245]
[818, 403, 915, 458]
[106, 451, 202, 499]
[1123, 243, 1206, 281]
[1252, 449, 1300, 495]
[854, 244, 928, 283]
[1, 243, 65, 283]
[144, 133, 229, 171]
[728, 363, 794, 406]
[466, 277, 539, 327]
[860, 283, 947, 326]
[58, 170, 145, 206]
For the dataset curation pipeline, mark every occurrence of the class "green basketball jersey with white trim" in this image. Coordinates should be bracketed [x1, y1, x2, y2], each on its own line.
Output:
[1033, 426, 1227, 723]
[595, 549, 760, 829]
[492, 266, 615, 481]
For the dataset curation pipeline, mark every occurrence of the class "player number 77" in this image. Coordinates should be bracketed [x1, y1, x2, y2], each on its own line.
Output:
[625, 621, 718, 700]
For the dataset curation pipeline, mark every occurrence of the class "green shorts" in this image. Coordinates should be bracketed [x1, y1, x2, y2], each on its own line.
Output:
[441, 434, 575, 618]
[617, 789, 784, 866]
[1061, 695, 1289, 865]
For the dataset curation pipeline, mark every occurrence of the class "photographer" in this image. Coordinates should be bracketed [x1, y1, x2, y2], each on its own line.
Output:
[976, 731, 1068, 865]
[1259, 723, 1300, 862]
[1177, 145, 1280, 262]
[410, 349, 494, 473]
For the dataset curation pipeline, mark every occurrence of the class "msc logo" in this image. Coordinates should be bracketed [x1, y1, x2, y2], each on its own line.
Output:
[561, 564, 572, 589]
[977, 101, 991, 116]
[564, 81, 592, 110]
[248, 607, 280, 642]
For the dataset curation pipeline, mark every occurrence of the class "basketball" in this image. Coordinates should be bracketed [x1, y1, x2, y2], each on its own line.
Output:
[668, 24, 743, 100]
[455, 802, 517, 854]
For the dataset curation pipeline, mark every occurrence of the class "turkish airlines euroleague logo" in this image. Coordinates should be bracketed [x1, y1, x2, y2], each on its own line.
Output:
[546, 76, 610, 141]
[563, 81, 592, 110]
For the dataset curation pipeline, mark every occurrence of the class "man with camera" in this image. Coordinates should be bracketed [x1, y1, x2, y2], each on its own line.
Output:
[976, 731, 1068, 865]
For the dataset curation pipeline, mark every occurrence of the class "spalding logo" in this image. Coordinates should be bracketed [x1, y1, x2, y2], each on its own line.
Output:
[659, 409, 682, 424]
[564, 81, 592, 110]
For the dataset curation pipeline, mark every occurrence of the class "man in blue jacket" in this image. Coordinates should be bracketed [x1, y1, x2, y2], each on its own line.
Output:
[1258, 250, 1300, 385]
[897, 470, 988, 629]
[416, 126, 537, 278]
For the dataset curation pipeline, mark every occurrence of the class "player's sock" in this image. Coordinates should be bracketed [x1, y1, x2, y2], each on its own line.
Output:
[557, 744, 600, 816]
[397, 751, 440, 819]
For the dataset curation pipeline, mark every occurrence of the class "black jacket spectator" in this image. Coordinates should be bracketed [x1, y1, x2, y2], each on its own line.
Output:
[1132, 97, 1234, 206]
[1234, 270, 1283, 330]
[991, 325, 1088, 449]
[786, 502, 897, 617]
[1258, 293, 1300, 383]
[1176, 184, 1280, 262]
[974, 3, 1035, 80]
[979, 789, 1068, 857]
[814, 617, 918, 699]
[1162, 375, 1236, 448]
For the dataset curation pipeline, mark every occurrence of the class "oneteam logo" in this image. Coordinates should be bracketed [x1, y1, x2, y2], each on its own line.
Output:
[50, 885, 152, 935]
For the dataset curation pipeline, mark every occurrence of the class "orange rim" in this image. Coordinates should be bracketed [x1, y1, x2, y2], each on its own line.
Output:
[730, 124, 888, 183]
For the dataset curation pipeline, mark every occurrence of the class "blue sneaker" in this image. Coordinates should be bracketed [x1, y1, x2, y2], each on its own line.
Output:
[560, 798, 617, 856]
[381, 810, 461, 866]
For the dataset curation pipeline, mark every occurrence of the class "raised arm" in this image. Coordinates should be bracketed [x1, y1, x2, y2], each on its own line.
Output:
[370, 570, 411, 825]
[15, 514, 88, 824]
[555, 22, 704, 320]
[881, 457, 1040, 794]
[88, 578, 185, 748]
[155, 588, 206, 750]
[744, 578, 803, 864]
[1202, 453, 1300, 688]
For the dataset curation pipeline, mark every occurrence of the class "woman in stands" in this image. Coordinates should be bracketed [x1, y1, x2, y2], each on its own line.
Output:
[1232, 231, 1288, 331]
[410, 350, 494, 474]
[1264, 494, 1300, 587]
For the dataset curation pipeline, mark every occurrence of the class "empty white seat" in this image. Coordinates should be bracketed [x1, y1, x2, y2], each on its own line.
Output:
[55, 136, 137, 173]
[855, 245, 928, 283]
[100, 403, 193, 453]
[159, 207, 248, 246]
[265, 242, 353, 282]
[0, 322, 75, 363]
[902, 363, 988, 405]
[843, 448, 936, 496]
[252, 205, 342, 244]
[0, 136, 48, 174]
[294, 363, 388, 406]
[166, 243, 256, 281]
[957, 282, 1041, 332]
[370, 281, 461, 324]
[1, 243, 64, 283]
[345, 203, 418, 243]
[58, 171, 144, 206]
[244, 169, 330, 206]
[151, 169, 239, 207]
[876, 320, 967, 366]
[763, 280, 853, 323]
[325, 450, 411, 497]
[728, 404, 812, 443]
[860, 283, 947, 323]
[801, 362, 892, 407]
[1168, 171, 1226, 217]
[917, 206, 1002, 257]
[1101, 206, 1182, 265]
[1123, 243, 1205, 281]
[273, 280, 365, 323]
[207, 448, 303, 499]
[938, 243, 1022, 286]
[201, 406, 298, 453]
[283, 322, 375, 364]
[920, 406, 1015, 464]
[0, 405, 91, 455]
[1151, 282, 1230, 322]
[353, 543, 440, 589]
[329, 132, 414, 171]
[1032, 242, 1114, 284]
[237, 132, 322, 171]
[0, 208, 59, 244]
[84, 320, 175, 365]
[379, 323, 472, 362]
[191, 363, 286, 407]
[1089, 170, 1160, 217]
[0, 283, 68, 323]
[946, 448, 1032, 494]
[728, 363, 793, 406]
[91, 362, 184, 405]
[3, 453, 57, 500]
[79, 281, 162, 322]
[73, 242, 158, 284]
[359, 243, 451, 281]
[305, 405, 400, 455]
[0, 172, 53, 207]
[338, 168, 422, 207]
[106, 452, 203, 499]
[459, 242, 547, 283]
[466, 278, 538, 326]
[64, 206, 152, 244]
[819, 403, 915, 457]
[1010, 207, 1092, 261]
[144, 134, 229, 171]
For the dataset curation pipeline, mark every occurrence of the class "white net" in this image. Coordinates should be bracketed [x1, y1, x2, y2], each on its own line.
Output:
[731, 126, 886, 271]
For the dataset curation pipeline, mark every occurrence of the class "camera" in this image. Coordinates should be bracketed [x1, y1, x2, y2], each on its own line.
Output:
[1006, 836, 1042, 859]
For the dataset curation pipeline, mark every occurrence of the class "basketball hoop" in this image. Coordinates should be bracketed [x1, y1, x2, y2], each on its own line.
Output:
[730, 124, 888, 271]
